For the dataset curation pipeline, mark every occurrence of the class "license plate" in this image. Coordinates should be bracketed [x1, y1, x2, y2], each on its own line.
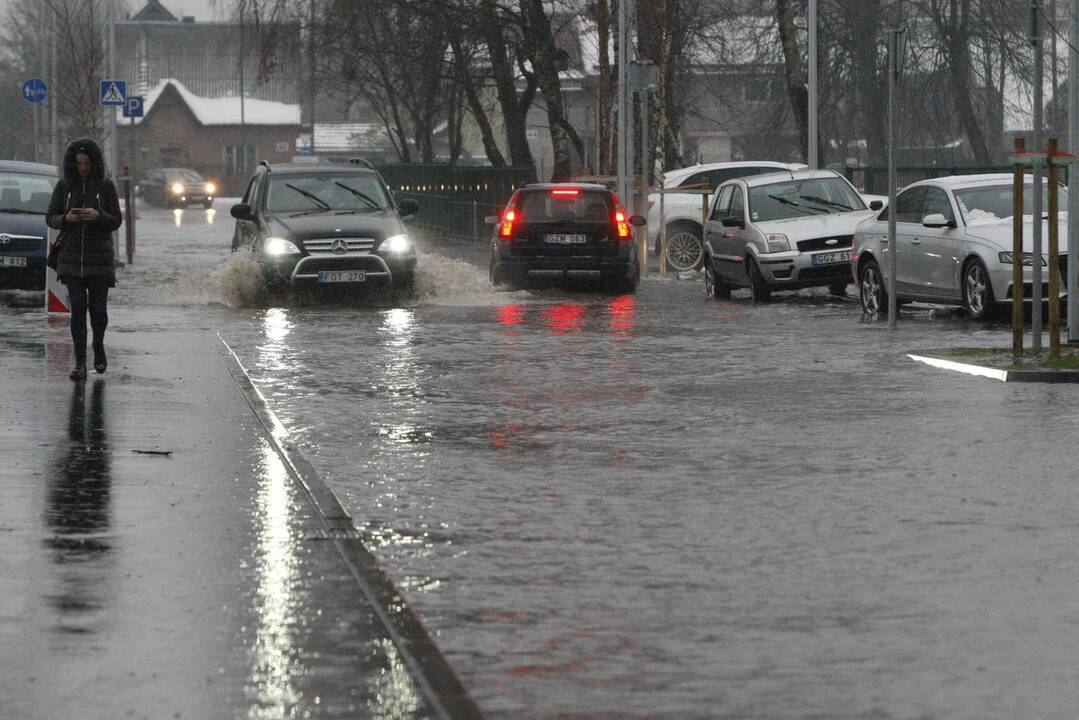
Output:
[318, 270, 366, 283]
[812, 250, 850, 266]
[0, 256, 27, 267]
[546, 233, 587, 245]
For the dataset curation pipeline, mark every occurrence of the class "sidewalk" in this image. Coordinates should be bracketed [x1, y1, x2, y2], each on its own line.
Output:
[0, 310, 479, 720]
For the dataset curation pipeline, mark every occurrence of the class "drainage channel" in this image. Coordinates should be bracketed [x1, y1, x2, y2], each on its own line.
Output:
[219, 336, 485, 720]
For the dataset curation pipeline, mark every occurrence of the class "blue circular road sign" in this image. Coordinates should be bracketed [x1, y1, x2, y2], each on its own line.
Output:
[22, 78, 47, 104]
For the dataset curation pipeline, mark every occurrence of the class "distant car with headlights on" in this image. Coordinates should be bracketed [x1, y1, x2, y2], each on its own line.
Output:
[852, 174, 1068, 321]
[139, 167, 216, 208]
[487, 182, 645, 293]
[701, 169, 879, 301]
[229, 160, 419, 297]
[0, 160, 58, 290]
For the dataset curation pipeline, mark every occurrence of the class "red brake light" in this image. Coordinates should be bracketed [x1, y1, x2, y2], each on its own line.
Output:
[499, 208, 517, 238]
[614, 210, 631, 239]
[551, 188, 579, 196]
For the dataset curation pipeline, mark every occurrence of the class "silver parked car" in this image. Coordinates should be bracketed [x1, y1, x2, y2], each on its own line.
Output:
[852, 174, 1068, 321]
[702, 169, 879, 301]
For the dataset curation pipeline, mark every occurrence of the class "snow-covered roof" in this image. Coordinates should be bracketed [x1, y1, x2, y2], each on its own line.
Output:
[116, 78, 301, 126]
[310, 123, 392, 153]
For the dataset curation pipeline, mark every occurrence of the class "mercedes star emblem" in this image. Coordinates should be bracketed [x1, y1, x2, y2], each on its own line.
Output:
[331, 238, 348, 254]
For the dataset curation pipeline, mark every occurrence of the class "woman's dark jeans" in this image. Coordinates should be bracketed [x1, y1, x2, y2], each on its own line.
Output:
[64, 279, 109, 362]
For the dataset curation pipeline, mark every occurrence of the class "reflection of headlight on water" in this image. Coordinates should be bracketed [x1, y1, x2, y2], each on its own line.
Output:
[381, 234, 412, 253]
[264, 237, 300, 256]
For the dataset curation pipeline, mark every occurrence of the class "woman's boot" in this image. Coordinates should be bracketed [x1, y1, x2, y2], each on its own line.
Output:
[92, 339, 107, 374]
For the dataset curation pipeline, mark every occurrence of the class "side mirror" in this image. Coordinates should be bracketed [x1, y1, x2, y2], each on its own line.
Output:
[629, 214, 647, 227]
[484, 215, 500, 225]
[230, 203, 253, 221]
[869, 200, 884, 211]
[922, 213, 955, 229]
[721, 216, 744, 228]
[398, 198, 420, 217]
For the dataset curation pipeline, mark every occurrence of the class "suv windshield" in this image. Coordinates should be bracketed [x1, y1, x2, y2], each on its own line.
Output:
[749, 177, 866, 222]
[267, 173, 390, 214]
[168, 169, 204, 183]
[519, 189, 612, 222]
[0, 172, 58, 213]
[955, 184, 1070, 226]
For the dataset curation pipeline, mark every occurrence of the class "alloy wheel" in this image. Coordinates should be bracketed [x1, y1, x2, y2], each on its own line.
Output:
[665, 231, 703, 272]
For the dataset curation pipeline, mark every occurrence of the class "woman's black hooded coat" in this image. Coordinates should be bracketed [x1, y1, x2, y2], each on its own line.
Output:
[46, 138, 123, 285]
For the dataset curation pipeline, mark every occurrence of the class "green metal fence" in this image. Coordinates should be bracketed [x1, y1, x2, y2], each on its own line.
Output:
[845, 165, 1072, 195]
[376, 163, 535, 240]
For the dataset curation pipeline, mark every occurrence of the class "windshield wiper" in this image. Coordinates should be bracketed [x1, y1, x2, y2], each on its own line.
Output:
[285, 183, 330, 211]
[333, 181, 382, 209]
[799, 195, 852, 211]
[767, 194, 825, 214]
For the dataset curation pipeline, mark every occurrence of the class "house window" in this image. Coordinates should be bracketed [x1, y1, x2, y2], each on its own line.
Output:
[743, 78, 780, 103]
[224, 144, 257, 176]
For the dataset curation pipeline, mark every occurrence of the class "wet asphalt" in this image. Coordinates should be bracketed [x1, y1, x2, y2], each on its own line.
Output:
[0, 311, 475, 719]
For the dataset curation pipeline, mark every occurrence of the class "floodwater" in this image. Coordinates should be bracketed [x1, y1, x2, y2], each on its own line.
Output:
[20, 203, 1079, 719]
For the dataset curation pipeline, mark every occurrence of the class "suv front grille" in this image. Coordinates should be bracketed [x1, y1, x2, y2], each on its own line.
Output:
[303, 237, 376, 254]
[797, 235, 853, 252]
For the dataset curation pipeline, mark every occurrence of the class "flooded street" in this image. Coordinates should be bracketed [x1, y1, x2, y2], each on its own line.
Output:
[20, 204, 1079, 719]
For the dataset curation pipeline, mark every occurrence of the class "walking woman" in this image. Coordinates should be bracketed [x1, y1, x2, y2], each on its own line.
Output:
[46, 138, 123, 381]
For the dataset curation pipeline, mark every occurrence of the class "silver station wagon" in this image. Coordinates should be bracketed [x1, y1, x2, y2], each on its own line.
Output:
[852, 174, 1068, 321]
[702, 169, 878, 301]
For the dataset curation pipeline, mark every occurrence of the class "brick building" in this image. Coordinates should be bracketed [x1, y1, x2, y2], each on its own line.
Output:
[116, 79, 300, 195]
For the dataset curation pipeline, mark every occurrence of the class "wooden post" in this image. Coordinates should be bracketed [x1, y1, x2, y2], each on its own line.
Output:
[123, 165, 134, 265]
[1013, 137, 1025, 359]
[1048, 138, 1061, 359]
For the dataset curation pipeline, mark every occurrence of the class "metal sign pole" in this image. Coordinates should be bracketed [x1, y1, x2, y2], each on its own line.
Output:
[808, 0, 818, 168]
[887, 28, 899, 330]
[1032, 0, 1044, 350]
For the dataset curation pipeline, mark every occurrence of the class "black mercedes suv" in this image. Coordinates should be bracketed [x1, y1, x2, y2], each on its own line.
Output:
[488, 183, 645, 293]
[230, 160, 419, 295]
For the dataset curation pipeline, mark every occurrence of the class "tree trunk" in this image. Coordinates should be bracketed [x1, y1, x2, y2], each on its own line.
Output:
[849, 0, 886, 165]
[522, 0, 574, 180]
[450, 35, 506, 166]
[776, 0, 809, 163]
[596, 0, 615, 174]
[481, 0, 535, 172]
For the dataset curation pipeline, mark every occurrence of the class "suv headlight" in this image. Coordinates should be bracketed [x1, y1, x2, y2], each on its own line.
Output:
[765, 233, 790, 253]
[381, 234, 412, 253]
[171, 182, 184, 195]
[205, 182, 216, 195]
[263, 237, 300, 256]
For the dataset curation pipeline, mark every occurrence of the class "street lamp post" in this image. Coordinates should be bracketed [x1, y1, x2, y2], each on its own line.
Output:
[808, 0, 818, 169]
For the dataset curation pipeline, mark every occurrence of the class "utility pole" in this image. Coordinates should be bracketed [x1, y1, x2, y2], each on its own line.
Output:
[308, 0, 316, 156]
[617, 0, 627, 202]
[239, 0, 247, 177]
[886, 23, 904, 331]
[1032, 0, 1044, 351]
[808, 0, 818, 168]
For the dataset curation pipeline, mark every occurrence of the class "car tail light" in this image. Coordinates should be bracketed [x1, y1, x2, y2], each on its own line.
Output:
[614, 210, 631, 240]
[499, 208, 517, 238]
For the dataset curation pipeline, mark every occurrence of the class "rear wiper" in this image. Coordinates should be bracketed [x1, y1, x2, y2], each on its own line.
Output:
[767, 194, 824, 214]
[333, 181, 382, 209]
[286, 183, 330, 211]
[799, 195, 851, 211]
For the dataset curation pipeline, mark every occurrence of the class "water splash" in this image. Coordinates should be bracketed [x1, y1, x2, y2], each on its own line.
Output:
[124, 253, 268, 308]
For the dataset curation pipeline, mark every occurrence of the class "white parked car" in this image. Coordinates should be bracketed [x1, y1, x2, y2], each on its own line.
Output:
[647, 161, 806, 272]
[852, 174, 1069, 321]
[701, 169, 878, 301]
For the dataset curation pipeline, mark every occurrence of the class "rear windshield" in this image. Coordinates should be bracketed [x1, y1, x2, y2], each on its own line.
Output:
[0, 172, 58, 213]
[518, 189, 612, 223]
[748, 176, 866, 222]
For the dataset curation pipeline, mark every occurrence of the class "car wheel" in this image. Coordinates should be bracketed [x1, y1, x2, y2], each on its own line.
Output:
[859, 259, 886, 314]
[489, 258, 502, 286]
[828, 280, 848, 297]
[747, 256, 771, 302]
[962, 258, 998, 321]
[204, 200, 214, 209]
[704, 257, 730, 299]
[664, 223, 703, 272]
[392, 272, 416, 301]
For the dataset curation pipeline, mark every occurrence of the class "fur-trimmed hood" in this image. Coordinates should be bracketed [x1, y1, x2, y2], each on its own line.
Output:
[61, 137, 106, 184]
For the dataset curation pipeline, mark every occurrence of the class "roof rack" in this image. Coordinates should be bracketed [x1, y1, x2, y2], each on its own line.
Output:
[259, 160, 271, 171]
[348, 157, 375, 169]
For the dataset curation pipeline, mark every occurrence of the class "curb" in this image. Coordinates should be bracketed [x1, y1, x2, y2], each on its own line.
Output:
[219, 335, 485, 720]
[908, 354, 1079, 383]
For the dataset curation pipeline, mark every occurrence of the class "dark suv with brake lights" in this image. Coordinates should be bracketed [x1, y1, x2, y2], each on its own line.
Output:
[230, 161, 419, 296]
[488, 183, 645, 293]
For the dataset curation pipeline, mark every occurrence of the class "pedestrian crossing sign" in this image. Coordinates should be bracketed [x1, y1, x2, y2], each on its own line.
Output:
[100, 80, 126, 106]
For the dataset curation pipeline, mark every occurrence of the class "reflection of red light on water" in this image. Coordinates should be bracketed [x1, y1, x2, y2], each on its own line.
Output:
[542, 303, 585, 334]
[496, 304, 525, 326]
[607, 294, 636, 334]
